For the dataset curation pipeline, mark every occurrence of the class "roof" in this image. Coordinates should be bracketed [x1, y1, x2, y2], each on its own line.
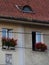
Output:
[0, 0, 49, 22]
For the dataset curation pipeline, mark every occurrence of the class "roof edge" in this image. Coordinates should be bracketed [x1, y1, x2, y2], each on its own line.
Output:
[0, 16, 49, 24]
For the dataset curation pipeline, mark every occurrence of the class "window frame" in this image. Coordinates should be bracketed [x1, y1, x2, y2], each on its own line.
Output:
[2, 28, 13, 38]
[32, 31, 44, 50]
[36, 32, 43, 43]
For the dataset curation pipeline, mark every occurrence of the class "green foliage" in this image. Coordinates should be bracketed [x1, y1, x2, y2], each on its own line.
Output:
[2, 37, 17, 47]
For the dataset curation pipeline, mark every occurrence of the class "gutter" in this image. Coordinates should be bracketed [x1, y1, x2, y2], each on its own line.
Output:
[0, 16, 49, 26]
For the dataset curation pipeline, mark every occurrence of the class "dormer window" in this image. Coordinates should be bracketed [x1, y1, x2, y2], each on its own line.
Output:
[15, 5, 35, 13]
[22, 5, 32, 13]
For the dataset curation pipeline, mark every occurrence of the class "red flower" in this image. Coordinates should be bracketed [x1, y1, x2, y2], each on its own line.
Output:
[35, 42, 47, 51]
[2, 37, 17, 47]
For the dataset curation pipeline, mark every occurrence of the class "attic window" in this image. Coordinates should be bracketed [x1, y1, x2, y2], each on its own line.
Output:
[22, 5, 32, 13]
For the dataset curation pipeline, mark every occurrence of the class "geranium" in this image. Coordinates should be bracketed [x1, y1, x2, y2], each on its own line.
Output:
[35, 42, 47, 51]
[2, 37, 17, 48]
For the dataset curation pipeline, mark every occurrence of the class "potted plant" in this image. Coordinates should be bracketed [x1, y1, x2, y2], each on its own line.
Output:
[41, 43, 47, 51]
[35, 42, 47, 51]
[2, 37, 17, 50]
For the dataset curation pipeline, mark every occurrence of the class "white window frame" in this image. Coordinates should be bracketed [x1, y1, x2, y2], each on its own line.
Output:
[2, 28, 13, 38]
[41, 33, 43, 43]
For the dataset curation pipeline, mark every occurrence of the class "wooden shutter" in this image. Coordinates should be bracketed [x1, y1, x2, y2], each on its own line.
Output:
[32, 32, 36, 51]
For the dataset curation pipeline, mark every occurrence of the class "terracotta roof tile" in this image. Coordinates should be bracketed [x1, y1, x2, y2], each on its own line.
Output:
[0, 0, 49, 21]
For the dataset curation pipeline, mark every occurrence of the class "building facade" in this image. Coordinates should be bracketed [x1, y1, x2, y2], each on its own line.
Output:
[0, 0, 49, 65]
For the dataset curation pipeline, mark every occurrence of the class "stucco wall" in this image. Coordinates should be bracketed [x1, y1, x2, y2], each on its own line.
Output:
[24, 26, 49, 65]
[0, 22, 49, 65]
[24, 26, 49, 49]
[0, 22, 25, 65]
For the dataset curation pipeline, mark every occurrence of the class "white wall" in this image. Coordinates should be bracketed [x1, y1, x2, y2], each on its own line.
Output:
[0, 24, 25, 65]
[17, 26, 25, 65]
[0, 22, 49, 65]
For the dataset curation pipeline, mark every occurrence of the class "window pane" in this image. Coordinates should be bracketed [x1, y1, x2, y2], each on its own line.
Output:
[2, 29, 13, 38]
[23, 6, 32, 12]
[36, 32, 41, 43]
[2, 29, 7, 38]
[23, 7, 31, 11]
[8, 30, 13, 39]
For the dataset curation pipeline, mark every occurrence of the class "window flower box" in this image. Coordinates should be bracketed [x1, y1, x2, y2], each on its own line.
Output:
[2, 37, 17, 50]
[35, 42, 47, 51]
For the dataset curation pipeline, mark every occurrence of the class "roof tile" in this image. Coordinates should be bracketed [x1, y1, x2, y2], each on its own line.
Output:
[0, 0, 49, 21]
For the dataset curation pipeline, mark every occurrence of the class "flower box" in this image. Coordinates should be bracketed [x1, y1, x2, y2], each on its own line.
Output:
[2, 37, 17, 50]
[35, 42, 47, 51]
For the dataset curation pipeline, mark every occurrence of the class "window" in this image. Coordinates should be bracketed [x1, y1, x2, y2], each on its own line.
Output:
[6, 54, 12, 65]
[36, 32, 41, 43]
[22, 5, 32, 13]
[2, 28, 17, 50]
[36, 32, 43, 43]
[2, 28, 13, 38]
[32, 32, 43, 50]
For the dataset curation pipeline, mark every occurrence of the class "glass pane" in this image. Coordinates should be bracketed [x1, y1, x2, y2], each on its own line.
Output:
[2, 29, 7, 38]
[8, 30, 13, 39]
[23, 7, 32, 12]
[36, 32, 41, 43]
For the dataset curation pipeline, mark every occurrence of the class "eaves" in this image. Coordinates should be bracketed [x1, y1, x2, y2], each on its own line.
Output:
[0, 16, 49, 27]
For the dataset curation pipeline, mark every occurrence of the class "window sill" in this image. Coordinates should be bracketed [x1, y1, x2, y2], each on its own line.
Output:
[22, 11, 35, 14]
[2, 46, 15, 50]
